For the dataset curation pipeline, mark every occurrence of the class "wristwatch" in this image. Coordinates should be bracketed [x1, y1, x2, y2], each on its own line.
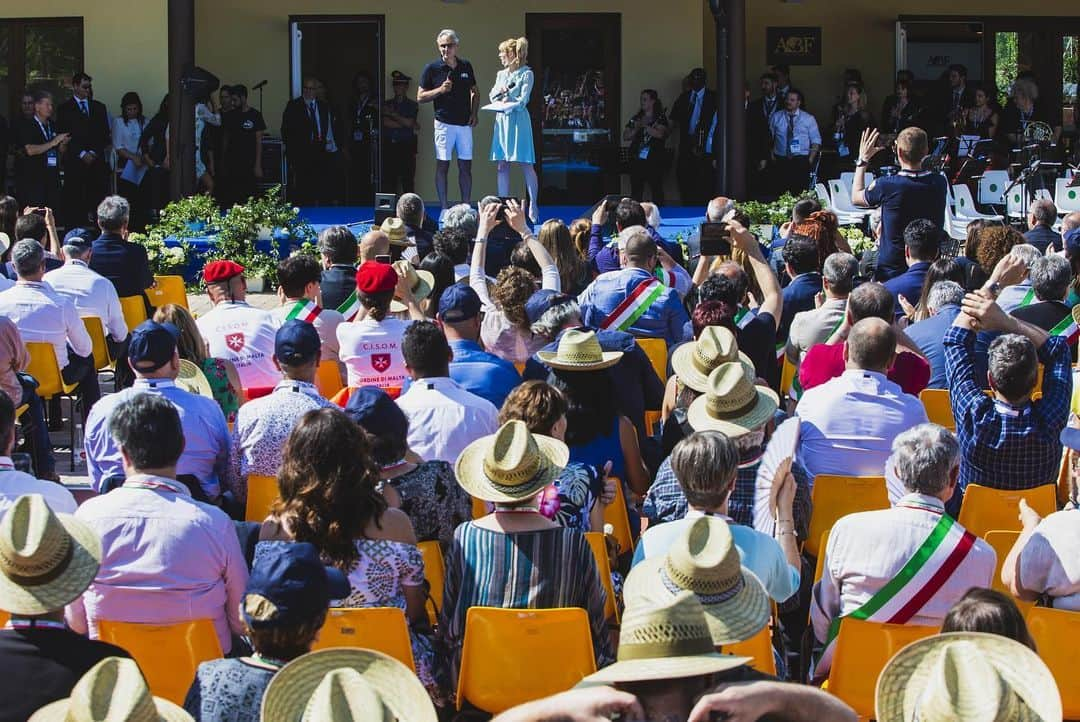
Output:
[855, 158, 869, 168]
[987, 281, 1003, 297]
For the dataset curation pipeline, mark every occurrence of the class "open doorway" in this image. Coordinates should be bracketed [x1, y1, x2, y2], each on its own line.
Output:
[289, 15, 383, 204]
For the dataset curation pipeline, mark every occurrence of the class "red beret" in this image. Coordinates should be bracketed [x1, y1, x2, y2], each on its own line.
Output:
[203, 260, 245, 283]
[355, 261, 398, 295]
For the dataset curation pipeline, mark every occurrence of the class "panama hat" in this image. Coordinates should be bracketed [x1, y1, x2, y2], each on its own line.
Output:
[577, 590, 748, 686]
[389, 260, 434, 313]
[0, 494, 101, 616]
[670, 326, 755, 392]
[30, 657, 193, 722]
[175, 359, 214, 399]
[876, 632, 1061, 722]
[687, 362, 779, 438]
[260, 648, 436, 722]
[454, 420, 569, 503]
[379, 217, 410, 247]
[0, 233, 10, 257]
[536, 329, 623, 371]
[623, 516, 770, 646]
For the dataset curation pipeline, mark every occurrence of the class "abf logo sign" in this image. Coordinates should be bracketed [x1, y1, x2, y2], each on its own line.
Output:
[766, 26, 822, 66]
[776, 34, 816, 56]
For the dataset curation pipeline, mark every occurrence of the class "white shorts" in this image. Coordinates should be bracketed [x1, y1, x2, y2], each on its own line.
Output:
[433, 119, 473, 161]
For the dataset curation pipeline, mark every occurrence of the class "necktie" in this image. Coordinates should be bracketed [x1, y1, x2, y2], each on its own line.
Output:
[310, 101, 321, 140]
[689, 90, 702, 134]
[786, 113, 795, 156]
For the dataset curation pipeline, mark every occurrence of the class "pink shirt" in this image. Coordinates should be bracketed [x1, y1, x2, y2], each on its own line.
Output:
[799, 342, 930, 397]
[68, 474, 248, 653]
[0, 316, 28, 404]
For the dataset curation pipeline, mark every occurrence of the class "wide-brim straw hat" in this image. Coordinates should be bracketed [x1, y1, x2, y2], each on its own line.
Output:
[260, 648, 437, 722]
[537, 328, 623, 371]
[623, 516, 770, 646]
[176, 359, 214, 399]
[875, 632, 1061, 722]
[30, 657, 193, 722]
[389, 260, 434, 313]
[0, 494, 101, 616]
[379, 217, 411, 247]
[0, 233, 10, 257]
[687, 362, 779, 438]
[577, 590, 748, 686]
[455, 420, 569, 503]
[670, 326, 755, 392]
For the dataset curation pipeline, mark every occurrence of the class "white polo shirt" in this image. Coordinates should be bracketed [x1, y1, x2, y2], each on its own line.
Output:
[44, 259, 128, 342]
[196, 301, 280, 390]
[269, 300, 344, 363]
[395, 376, 498, 464]
[337, 317, 412, 389]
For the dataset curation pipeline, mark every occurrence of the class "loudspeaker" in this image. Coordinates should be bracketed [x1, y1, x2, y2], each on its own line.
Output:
[374, 193, 397, 225]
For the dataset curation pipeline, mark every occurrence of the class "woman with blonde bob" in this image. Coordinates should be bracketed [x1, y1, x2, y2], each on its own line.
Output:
[490, 36, 539, 223]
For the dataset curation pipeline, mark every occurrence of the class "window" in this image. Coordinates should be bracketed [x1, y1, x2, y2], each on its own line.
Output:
[0, 18, 83, 122]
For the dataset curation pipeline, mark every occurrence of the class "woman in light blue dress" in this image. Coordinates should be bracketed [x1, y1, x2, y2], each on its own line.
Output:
[490, 37, 539, 223]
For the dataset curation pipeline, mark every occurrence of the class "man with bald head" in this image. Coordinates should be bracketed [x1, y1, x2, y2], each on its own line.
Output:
[796, 316, 929, 480]
[578, 227, 689, 345]
[358, 229, 390, 263]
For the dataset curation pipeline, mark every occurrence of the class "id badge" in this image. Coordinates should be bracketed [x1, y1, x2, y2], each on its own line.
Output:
[789, 137, 802, 156]
[47, 152, 58, 168]
[838, 143, 850, 158]
[353, 130, 364, 142]
[638, 145, 651, 160]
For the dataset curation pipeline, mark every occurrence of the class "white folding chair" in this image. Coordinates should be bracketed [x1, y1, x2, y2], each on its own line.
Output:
[814, 183, 831, 209]
[826, 179, 870, 225]
[944, 205, 970, 241]
[838, 171, 874, 192]
[1055, 177, 1080, 214]
[952, 184, 1004, 222]
[977, 170, 1010, 206]
[1005, 186, 1028, 221]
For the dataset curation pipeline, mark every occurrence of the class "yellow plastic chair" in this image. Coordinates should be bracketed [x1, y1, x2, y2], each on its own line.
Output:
[584, 531, 619, 623]
[314, 359, 345, 399]
[957, 484, 1057, 539]
[456, 607, 596, 713]
[637, 337, 668, 383]
[812, 528, 831, 585]
[244, 474, 279, 522]
[147, 275, 189, 310]
[471, 496, 488, 520]
[119, 295, 148, 333]
[98, 618, 223, 705]
[513, 361, 527, 375]
[825, 619, 936, 719]
[720, 624, 777, 675]
[780, 355, 797, 398]
[26, 342, 80, 470]
[417, 540, 445, 627]
[82, 316, 113, 373]
[311, 607, 416, 671]
[918, 388, 955, 432]
[644, 409, 661, 437]
[602, 477, 634, 560]
[1025, 606, 1080, 720]
[805, 476, 888, 558]
[1056, 447, 1072, 507]
[982, 530, 1035, 615]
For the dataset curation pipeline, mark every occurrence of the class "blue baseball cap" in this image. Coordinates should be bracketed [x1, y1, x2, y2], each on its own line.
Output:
[128, 321, 180, 372]
[1064, 227, 1080, 257]
[62, 226, 95, 250]
[344, 385, 408, 441]
[242, 541, 350, 629]
[525, 289, 573, 325]
[274, 319, 321, 366]
[438, 283, 482, 323]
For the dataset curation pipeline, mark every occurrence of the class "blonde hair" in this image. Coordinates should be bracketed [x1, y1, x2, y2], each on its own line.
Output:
[153, 304, 206, 363]
[499, 37, 529, 66]
[538, 218, 586, 293]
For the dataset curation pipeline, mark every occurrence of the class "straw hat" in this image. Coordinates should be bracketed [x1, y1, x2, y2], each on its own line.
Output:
[389, 260, 434, 313]
[379, 217, 410, 247]
[670, 326, 755, 392]
[454, 420, 569, 503]
[624, 516, 770, 646]
[536, 329, 624, 371]
[577, 590, 748, 686]
[175, 359, 214, 399]
[686, 362, 779, 438]
[260, 648, 436, 722]
[0, 232, 10, 257]
[0, 494, 101, 616]
[29, 657, 193, 722]
[876, 633, 1061, 722]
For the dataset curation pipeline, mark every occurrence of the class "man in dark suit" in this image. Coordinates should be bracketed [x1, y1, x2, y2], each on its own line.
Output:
[281, 77, 343, 205]
[778, 234, 823, 342]
[317, 225, 359, 315]
[55, 72, 111, 227]
[669, 68, 717, 205]
[14, 91, 68, 210]
[89, 195, 153, 300]
[1024, 198, 1063, 253]
[1011, 254, 1078, 362]
[937, 64, 976, 137]
[745, 73, 781, 200]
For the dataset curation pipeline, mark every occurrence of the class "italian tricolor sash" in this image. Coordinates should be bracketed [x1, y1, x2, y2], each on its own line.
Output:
[1016, 287, 1036, 309]
[655, 267, 677, 288]
[337, 291, 360, 322]
[1050, 312, 1080, 344]
[733, 307, 755, 329]
[811, 508, 976, 679]
[600, 278, 664, 331]
[285, 298, 322, 323]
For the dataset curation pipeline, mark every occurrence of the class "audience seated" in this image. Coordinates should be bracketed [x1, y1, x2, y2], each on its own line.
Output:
[996, 243, 1042, 313]
[1024, 197, 1062, 254]
[72, 394, 248, 655]
[810, 423, 994, 680]
[0, 316, 56, 480]
[227, 320, 331, 506]
[941, 587, 1035, 649]
[778, 234, 823, 340]
[437, 284, 521, 408]
[904, 280, 964, 389]
[797, 317, 929, 480]
[0, 495, 130, 721]
[6, 213, 61, 281]
[882, 219, 940, 318]
[785, 252, 857, 365]
[433, 224, 473, 281]
[1011, 254, 1078, 361]
[397, 192, 435, 262]
[87, 196, 153, 302]
[315, 225, 359, 315]
[0, 392, 74, 514]
[269, 254, 344, 366]
[538, 218, 591, 296]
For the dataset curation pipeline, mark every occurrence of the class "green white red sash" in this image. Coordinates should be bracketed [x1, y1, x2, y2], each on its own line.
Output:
[733, 307, 755, 329]
[337, 291, 360, 322]
[655, 267, 677, 288]
[1050, 312, 1080, 344]
[600, 277, 664, 332]
[285, 298, 322, 323]
[811, 506, 977, 680]
[1016, 287, 1036, 309]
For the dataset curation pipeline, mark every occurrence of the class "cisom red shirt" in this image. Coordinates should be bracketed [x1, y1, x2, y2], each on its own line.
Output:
[799, 342, 930, 396]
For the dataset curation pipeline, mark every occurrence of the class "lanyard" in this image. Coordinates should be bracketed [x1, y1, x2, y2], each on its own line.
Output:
[245, 653, 288, 671]
[123, 476, 186, 494]
[5, 619, 67, 631]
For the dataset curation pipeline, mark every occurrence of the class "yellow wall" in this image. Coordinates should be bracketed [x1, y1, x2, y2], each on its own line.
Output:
[194, 0, 703, 202]
[0, 1, 167, 117]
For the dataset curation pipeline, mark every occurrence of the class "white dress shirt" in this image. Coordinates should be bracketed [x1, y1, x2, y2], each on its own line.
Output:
[1019, 510, 1080, 610]
[196, 301, 281, 390]
[269, 301, 343, 363]
[0, 456, 77, 516]
[395, 376, 498, 464]
[111, 116, 147, 157]
[768, 108, 822, 158]
[796, 369, 928, 481]
[0, 280, 92, 368]
[44, 260, 128, 342]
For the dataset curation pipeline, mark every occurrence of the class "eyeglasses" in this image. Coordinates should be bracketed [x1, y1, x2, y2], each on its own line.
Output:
[439, 43, 457, 49]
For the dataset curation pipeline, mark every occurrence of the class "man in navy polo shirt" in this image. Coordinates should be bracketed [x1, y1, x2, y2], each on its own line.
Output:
[437, 283, 520, 408]
[883, 218, 940, 318]
[851, 126, 946, 281]
[418, 28, 479, 213]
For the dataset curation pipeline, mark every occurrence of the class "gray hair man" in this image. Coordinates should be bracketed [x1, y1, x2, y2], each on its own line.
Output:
[786, 251, 858, 364]
[996, 243, 1042, 313]
[88, 195, 154, 304]
[1024, 198, 1062, 254]
[906, 280, 966, 389]
[442, 203, 478, 238]
[396, 192, 434, 261]
[1011, 255, 1076, 351]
